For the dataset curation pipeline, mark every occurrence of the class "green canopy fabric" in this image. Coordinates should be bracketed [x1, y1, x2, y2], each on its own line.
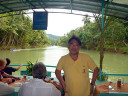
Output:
[0, 0, 128, 20]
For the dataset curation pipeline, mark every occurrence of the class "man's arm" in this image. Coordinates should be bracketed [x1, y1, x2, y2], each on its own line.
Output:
[90, 67, 99, 95]
[3, 72, 21, 80]
[16, 64, 23, 71]
[55, 69, 67, 93]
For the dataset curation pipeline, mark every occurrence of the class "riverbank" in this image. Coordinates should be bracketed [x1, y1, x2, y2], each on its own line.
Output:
[84, 47, 128, 54]
[104, 47, 128, 54]
[0, 45, 128, 54]
[0, 45, 49, 50]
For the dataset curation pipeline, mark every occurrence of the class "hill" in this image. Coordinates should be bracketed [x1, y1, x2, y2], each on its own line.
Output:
[46, 34, 62, 40]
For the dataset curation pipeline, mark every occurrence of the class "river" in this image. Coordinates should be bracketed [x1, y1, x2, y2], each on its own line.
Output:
[0, 46, 128, 81]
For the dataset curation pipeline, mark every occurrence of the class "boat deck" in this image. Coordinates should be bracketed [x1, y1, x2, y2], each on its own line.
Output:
[3, 64, 128, 96]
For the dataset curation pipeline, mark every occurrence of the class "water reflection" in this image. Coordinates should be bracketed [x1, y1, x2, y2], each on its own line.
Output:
[43, 46, 68, 66]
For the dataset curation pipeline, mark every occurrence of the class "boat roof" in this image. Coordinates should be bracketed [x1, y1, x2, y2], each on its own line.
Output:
[0, 0, 128, 20]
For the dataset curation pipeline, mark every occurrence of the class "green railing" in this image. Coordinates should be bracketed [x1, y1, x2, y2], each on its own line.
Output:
[10, 64, 56, 77]
[10, 64, 128, 81]
[99, 69, 128, 81]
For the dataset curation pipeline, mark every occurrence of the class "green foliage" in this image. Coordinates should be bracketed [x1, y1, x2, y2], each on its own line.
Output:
[49, 39, 58, 45]
[26, 61, 34, 76]
[57, 36, 69, 46]
[46, 34, 61, 40]
[97, 72, 108, 81]
[0, 11, 50, 49]
[57, 16, 128, 52]
[46, 34, 61, 46]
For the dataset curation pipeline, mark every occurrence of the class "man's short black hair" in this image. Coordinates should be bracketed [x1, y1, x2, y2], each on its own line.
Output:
[6, 58, 11, 65]
[68, 35, 81, 46]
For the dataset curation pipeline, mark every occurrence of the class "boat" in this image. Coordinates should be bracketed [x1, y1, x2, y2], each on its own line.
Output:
[10, 48, 20, 52]
[2, 64, 128, 96]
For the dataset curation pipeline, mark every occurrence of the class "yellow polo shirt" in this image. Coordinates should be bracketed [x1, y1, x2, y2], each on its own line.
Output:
[56, 53, 97, 96]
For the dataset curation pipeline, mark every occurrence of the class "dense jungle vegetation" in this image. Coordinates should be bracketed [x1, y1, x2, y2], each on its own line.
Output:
[0, 11, 128, 54]
[57, 15, 128, 53]
[0, 11, 50, 50]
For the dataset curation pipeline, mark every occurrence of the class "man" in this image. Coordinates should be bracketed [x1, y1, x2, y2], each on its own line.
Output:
[3, 58, 23, 76]
[0, 59, 14, 96]
[0, 58, 21, 84]
[55, 35, 99, 96]
[18, 62, 61, 96]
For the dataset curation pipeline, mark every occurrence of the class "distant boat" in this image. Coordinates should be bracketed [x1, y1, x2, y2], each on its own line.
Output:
[10, 48, 20, 52]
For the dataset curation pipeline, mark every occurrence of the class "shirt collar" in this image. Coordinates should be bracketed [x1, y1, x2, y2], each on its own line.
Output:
[33, 78, 45, 82]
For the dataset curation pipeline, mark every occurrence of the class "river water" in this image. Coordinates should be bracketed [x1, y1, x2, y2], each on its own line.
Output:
[0, 46, 128, 81]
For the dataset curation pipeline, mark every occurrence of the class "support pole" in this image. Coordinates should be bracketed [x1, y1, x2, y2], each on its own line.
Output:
[99, 0, 105, 80]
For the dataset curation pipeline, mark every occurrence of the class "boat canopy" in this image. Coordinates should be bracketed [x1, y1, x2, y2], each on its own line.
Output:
[0, 0, 128, 20]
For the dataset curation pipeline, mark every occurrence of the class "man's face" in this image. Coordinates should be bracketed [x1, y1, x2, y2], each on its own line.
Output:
[68, 39, 80, 55]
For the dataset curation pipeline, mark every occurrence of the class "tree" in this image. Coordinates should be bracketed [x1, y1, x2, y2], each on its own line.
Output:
[0, 11, 50, 49]
[82, 15, 91, 25]
[104, 20, 127, 51]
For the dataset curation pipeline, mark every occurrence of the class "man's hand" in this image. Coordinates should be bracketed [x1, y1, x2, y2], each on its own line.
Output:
[2, 78, 12, 84]
[15, 77, 21, 80]
[6, 78, 12, 84]
[90, 84, 94, 95]
[63, 82, 68, 93]
[53, 81, 63, 90]
[20, 64, 23, 66]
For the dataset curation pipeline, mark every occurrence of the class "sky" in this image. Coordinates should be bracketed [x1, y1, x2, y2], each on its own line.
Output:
[46, 13, 84, 36]
[27, 9, 94, 36]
